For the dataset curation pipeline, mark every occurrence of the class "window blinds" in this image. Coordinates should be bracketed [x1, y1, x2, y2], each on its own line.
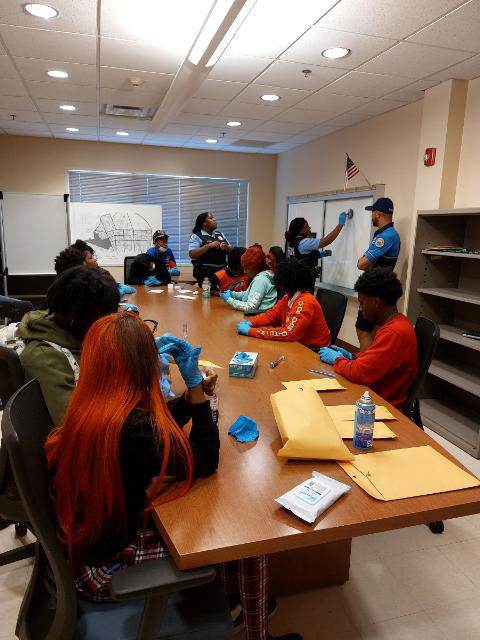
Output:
[68, 171, 249, 262]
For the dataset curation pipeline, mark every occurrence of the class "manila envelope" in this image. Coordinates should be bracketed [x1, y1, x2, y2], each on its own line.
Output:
[281, 379, 346, 392]
[335, 421, 396, 439]
[270, 387, 354, 461]
[338, 445, 480, 500]
[326, 405, 395, 422]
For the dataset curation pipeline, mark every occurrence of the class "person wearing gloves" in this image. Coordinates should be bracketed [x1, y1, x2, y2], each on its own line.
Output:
[210, 246, 249, 294]
[146, 230, 181, 276]
[221, 245, 277, 315]
[189, 211, 231, 286]
[236, 258, 330, 350]
[285, 213, 348, 270]
[319, 267, 417, 410]
[127, 253, 171, 286]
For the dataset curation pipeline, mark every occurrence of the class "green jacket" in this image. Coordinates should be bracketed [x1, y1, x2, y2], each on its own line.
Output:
[17, 311, 81, 426]
[227, 270, 277, 314]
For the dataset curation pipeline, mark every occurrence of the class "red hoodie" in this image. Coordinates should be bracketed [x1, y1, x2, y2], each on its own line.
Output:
[334, 313, 417, 410]
[248, 292, 330, 349]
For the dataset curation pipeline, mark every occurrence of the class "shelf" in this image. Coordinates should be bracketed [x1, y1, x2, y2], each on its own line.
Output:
[418, 287, 480, 306]
[418, 208, 480, 217]
[422, 250, 480, 259]
[429, 359, 480, 397]
[439, 325, 480, 352]
[421, 398, 480, 454]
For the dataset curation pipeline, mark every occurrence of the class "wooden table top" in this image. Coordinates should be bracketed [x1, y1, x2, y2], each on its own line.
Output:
[127, 286, 480, 569]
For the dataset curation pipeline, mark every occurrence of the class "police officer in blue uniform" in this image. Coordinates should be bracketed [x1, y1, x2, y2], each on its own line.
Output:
[188, 211, 231, 286]
[356, 197, 401, 350]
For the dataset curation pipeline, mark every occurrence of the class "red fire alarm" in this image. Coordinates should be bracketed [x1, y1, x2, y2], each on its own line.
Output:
[424, 147, 436, 166]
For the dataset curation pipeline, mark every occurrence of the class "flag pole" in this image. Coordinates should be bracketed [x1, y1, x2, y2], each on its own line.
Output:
[344, 153, 348, 192]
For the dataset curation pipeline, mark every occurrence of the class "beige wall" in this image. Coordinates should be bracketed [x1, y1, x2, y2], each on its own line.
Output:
[274, 100, 423, 345]
[456, 77, 480, 208]
[0, 135, 277, 278]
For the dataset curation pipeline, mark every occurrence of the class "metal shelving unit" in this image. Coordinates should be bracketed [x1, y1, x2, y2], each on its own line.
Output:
[407, 208, 480, 457]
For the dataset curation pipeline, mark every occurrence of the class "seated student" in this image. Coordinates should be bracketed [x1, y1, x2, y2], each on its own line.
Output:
[210, 246, 249, 295]
[127, 253, 171, 286]
[18, 266, 120, 425]
[237, 258, 330, 350]
[266, 246, 285, 272]
[146, 230, 180, 276]
[54, 239, 98, 273]
[45, 314, 301, 640]
[221, 245, 276, 315]
[319, 267, 417, 410]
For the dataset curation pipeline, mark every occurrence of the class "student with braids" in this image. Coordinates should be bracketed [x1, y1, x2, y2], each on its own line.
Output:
[45, 313, 302, 640]
[18, 266, 120, 424]
[237, 258, 330, 350]
[319, 267, 417, 409]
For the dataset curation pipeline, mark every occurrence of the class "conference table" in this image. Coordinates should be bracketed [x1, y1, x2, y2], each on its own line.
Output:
[127, 285, 480, 595]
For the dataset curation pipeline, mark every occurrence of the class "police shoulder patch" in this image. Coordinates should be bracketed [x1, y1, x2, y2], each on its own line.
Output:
[375, 237, 385, 248]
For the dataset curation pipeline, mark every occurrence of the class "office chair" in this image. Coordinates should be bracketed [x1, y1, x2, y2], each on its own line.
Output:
[404, 316, 442, 534]
[316, 288, 348, 344]
[0, 345, 35, 566]
[0, 296, 33, 324]
[124, 256, 136, 285]
[2, 380, 234, 640]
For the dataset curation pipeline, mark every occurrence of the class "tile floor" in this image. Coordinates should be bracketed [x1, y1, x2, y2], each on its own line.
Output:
[2, 427, 480, 639]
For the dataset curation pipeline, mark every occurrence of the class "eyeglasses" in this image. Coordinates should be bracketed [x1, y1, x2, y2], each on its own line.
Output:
[143, 319, 158, 334]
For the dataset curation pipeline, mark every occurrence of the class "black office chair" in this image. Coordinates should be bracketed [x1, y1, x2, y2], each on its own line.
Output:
[124, 256, 136, 285]
[316, 288, 348, 344]
[0, 296, 33, 323]
[404, 316, 442, 534]
[2, 380, 234, 640]
[0, 345, 35, 566]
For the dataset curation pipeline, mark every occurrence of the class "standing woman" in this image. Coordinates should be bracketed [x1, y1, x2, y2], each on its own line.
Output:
[285, 214, 348, 273]
[189, 211, 231, 286]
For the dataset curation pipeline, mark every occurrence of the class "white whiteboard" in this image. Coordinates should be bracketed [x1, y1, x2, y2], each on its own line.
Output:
[69, 202, 162, 266]
[322, 196, 374, 290]
[2, 192, 68, 275]
[287, 201, 325, 239]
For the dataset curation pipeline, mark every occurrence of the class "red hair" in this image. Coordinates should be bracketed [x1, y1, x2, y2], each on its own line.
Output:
[241, 245, 267, 272]
[45, 312, 193, 568]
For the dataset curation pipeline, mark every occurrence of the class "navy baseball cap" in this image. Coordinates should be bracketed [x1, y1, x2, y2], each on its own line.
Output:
[365, 197, 394, 215]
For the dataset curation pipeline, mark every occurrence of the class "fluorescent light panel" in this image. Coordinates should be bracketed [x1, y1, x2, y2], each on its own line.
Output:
[24, 3, 58, 18]
[47, 69, 68, 78]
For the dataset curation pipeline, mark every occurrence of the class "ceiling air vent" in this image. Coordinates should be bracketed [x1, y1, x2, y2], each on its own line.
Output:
[230, 139, 274, 148]
[103, 105, 152, 119]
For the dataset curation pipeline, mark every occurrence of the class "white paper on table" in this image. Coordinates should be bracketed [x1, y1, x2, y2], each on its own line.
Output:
[177, 288, 193, 293]
[175, 294, 196, 300]
[148, 290, 165, 294]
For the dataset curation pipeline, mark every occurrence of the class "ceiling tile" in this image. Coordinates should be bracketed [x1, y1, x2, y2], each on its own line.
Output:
[99, 88, 162, 108]
[227, 0, 339, 58]
[382, 78, 439, 101]
[358, 42, 473, 79]
[0, 26, 96, 64]
[169, 113, 227, 126]
[221, 101, 284, 119]
[100, 128, 146, 138]
[100, 37, 183, 75]
[99, 136, 145, 144]
[28, 81, 97, 101]
[254, 60, 345, 90]
[1, 120, 50, 131]
[183, 98, 228, 115]
[316, 0, 466, 40]
[3, 129, 52, 137]
[188, 135, 236, 146]
[234, 83, 312, 108]
[44, 113, 98, 126]
[49, 125, 98, 135]
[323, 112, 369, 127]
[0, 55, 18, 79]
[195, 127, 239, 138]
[100, 67, 173, 92]
[54, 133, 99, 140]
[427, 53, 480, 81]
[36, 98, 97, 116]
[240, 131, 292, 142]
[281, 27, 397, 69]
[14, 58, 96, 85]
[272, 107, 338, 124]
[0, 78, 28, 97]
[348, 98, 410, 116]
[321, 71, 414, 99]
[408, 1, 480, 52]
[207, 54, 273, 82]
[194, 80, 248, 101]
[0, 0, 97, 35]
[253, 120, 314, 134]
[143, 133, 191, 143]
[99, 115, 150, 130]
[0, 108, 42, 123]
[302, 123, 341, 136]
[296, 91, 371, 111]
[162, 124, 200, 135]
[0, 94, 35, 109]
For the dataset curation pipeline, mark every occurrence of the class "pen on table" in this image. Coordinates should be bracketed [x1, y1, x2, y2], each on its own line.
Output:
[307, 368, 336, 378]
[269, 355, 285, 369]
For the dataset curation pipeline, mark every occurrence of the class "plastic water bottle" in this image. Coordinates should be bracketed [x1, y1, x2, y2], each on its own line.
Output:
[202, 278, 211, 299]
[353, 390, 376, 450]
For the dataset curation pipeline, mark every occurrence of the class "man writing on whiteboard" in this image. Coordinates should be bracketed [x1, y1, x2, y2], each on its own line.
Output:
[356, 197, 400, 351]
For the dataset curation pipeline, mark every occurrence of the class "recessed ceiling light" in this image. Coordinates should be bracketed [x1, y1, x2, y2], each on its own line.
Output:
[24, 3, 58, 18]
[205, 138, 217, 144]
[227, 121, 241, 127]
[116, 131, 129, 136]
[47, 69, 68, 79]
[261, 94, 280, 102]
[322, 47, 350, 60]
[59, 104, 75, 111]
[65, 127, 79, 132]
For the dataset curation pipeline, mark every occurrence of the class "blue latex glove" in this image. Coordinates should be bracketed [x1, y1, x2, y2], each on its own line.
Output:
[228, 416, 259, 443]
[118, 283, 137, 296]
[319, 249, 332, 258]
[237, 321, 252, 336]
[144, 275, 162, 286]
[155, 333, 203, 388]
[339, 211, 348, 225]
[220, 290, 232, 302]
[170, 267, 180, 276]
[319, 346, 342, 366]
[330, 344, 354, 360]
[120, 303, 139, 313]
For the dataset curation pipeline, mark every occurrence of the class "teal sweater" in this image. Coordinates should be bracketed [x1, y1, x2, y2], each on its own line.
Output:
[227, 270, 277, 314]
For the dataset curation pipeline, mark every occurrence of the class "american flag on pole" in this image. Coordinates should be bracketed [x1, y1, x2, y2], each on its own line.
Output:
[345, 154, 359, 181]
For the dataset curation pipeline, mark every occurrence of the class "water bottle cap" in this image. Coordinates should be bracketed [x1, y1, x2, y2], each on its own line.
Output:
[361, 390, 372, 402]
